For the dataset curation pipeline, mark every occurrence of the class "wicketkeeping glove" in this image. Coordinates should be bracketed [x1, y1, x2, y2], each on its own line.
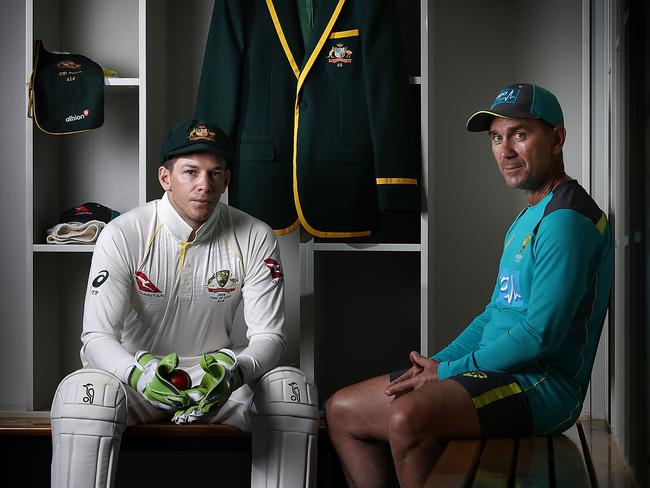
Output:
[128, 351, 192, 411]
[172, 349, 243, 424]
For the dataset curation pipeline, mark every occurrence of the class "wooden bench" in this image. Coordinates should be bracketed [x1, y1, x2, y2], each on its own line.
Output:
[425, 420, 634, 487]
[0, 413, 338, 486]
[0, 414, 633, 487]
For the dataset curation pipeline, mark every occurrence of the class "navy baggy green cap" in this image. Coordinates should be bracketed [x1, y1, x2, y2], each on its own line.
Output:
[160, 119, 234, 165]
[466, 83, 564, 132]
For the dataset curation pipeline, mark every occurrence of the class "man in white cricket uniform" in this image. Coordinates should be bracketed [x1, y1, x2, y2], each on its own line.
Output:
[50, 119, 319, 488]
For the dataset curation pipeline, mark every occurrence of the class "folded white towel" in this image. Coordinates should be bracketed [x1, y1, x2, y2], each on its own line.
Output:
[46, 220, 106, 244]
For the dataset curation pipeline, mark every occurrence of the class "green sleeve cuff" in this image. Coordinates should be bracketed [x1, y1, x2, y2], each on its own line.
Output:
[377, 182, 419, 210]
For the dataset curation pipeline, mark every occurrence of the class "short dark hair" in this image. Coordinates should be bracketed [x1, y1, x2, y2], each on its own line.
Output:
[160, 152, 230, 172]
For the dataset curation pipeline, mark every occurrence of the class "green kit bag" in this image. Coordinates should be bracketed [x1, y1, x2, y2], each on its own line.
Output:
[28, 40, 104, 135]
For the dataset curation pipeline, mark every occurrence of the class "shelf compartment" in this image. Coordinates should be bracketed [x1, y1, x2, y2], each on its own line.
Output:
[32, 89, 139, 245]
[33, 252, 91, 410]
[313, 251, 421, 400]
[34, 0, 140, 79]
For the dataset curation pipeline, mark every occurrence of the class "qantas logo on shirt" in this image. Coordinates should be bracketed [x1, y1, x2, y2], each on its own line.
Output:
[264, 258, 283, 284]
[135, 271, 162, 294]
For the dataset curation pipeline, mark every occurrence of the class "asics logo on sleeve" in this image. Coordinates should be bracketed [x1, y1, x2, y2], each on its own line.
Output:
[92, 270, 109, 288]
[135, 271, 162, 294]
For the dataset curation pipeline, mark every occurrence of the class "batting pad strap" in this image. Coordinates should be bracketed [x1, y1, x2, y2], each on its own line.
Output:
[250, 367, 318, 418]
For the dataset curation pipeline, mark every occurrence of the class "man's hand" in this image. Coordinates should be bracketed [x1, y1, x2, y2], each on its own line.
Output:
[128, 351, 192, 411]
[385, 351, 439, 398]
[172, 349, 243, 424]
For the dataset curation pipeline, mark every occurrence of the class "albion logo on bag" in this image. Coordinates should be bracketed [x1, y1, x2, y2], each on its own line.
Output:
[65, 109, 91, 123]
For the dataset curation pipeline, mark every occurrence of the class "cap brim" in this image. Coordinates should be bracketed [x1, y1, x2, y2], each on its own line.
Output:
[466, 108, 540, 132]
[166, 143, 234, 163]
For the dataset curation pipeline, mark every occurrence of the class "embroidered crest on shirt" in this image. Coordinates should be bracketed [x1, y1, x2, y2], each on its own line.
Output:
[206, 270, 237, 302]
[326, 43, 353, 67]
[515, 234, 532, 263]
[135, 271, 163, 295]
[206, 270, 236, 293]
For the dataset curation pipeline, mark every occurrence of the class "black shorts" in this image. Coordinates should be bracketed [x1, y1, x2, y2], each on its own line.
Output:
[389, 369, 533, 438]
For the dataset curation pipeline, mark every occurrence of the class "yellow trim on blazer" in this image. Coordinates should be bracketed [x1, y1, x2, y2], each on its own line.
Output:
[273, 219, 300, 236]
[329, 29, 360, 39]
[292, 0, 371, 238]
[266, 0, 371, 237]
[376, 178, 418, 185]
[265, 0, 300, 79]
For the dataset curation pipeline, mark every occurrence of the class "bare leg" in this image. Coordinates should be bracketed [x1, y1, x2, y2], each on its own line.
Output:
[326, 374, 396, 488]
[327, 375, 482, 488]
[388, 379, 481, 487]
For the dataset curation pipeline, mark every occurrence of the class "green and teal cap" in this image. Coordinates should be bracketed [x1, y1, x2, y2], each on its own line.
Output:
[160, 119, 234, 166]
[466, 83, 564, 132]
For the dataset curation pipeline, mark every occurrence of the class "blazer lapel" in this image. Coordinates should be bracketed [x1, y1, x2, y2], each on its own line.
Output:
[265, 0, 304, 80]
[298, 0, 346, 92]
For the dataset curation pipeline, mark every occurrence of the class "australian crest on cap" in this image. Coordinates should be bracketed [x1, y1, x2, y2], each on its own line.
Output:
[188, 124, 216, 142]
[57, 60, 81, 70]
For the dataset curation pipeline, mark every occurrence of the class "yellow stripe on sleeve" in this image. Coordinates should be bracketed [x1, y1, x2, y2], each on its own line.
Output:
[596, 213, 607, 235]
[376, 178, 418, 185]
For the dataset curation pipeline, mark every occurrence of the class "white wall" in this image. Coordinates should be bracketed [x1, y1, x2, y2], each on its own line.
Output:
[429, 0, 583, 352]
[0, 0, 28, 410]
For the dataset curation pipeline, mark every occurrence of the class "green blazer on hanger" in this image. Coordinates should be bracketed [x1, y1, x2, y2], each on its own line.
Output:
[196, 0, 419, 238]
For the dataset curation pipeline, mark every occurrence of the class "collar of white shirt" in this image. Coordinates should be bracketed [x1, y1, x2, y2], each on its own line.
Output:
[160, 192, 222, 243]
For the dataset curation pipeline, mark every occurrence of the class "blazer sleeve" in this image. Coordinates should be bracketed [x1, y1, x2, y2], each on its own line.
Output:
[195, 0, 246, 139]
[361, 0, 419, 211]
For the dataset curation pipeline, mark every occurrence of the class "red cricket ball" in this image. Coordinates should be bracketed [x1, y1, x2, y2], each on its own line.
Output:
[168, 369, 191, 390]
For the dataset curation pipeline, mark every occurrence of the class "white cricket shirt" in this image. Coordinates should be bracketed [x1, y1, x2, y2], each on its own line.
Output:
[80, 193, 286, 385]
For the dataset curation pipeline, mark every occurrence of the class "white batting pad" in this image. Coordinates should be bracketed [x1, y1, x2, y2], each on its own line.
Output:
[51, 368, 127, 488]
[250, 367, 319, 488]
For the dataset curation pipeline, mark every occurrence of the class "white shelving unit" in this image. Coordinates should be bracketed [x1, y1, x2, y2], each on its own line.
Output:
[15, 0, 429, 412]
[25, 0, 147, 410]
[104, 78, 140, 87]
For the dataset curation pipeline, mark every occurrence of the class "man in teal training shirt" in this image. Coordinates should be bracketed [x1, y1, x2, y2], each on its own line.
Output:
[325, 83, 614, 488]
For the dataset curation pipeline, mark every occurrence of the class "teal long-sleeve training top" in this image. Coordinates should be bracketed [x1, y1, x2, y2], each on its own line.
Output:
[433, 180, 613, 431]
